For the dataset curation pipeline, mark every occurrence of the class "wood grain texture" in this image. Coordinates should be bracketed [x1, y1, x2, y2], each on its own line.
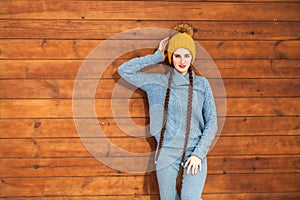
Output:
[1, 40, 300, 59]
[1, 98, 299, 118]
[1, 79, 299, 99]
[0, 0, 300, 21]
[0, 117, 299, 138]
[1, 1, 300, 20]
[0, 136, 299, 158]
[1, 59, 299, 79]
[1, 174, 299, 197]
[1, 0, 299, 199]
[1, 193, 300, 200]
[1, 20, 300, 40]
[1, 156, 299, 178]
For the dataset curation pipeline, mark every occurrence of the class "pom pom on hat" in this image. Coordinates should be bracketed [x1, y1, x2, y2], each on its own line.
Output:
[167, 23, 196, 64]
[173, 23, 194, 37]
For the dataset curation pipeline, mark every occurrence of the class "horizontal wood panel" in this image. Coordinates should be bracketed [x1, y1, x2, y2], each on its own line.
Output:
[225, 98, 299, 117]
[213, 59, 300, 79]
[0, 136, 299, 158]
[1, 1, 300, 21]
[1, 59, 299, 79]
[1, 20, 300, 40]
[203, 193, 300, 200]
[0, 98, 299, 118]
[0, 117, 299, 139]
[223, 79, 300, 97]
[1, 174, 299, 197]
[1, 40, 300, 59]
[205, 174, 300, 193]
[1, 79, 299, 99]
[1, 193, 300, 200]
[0, 176, 146, 197]
[0, 197, 159, 200]
[1, 156, 299, 178]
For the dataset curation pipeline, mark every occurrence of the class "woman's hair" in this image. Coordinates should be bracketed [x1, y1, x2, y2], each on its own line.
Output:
[155, 23, 197, 196]
[156, 66, 194, 197]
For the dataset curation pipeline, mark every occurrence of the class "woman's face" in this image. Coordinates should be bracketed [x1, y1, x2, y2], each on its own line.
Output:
[172, 48, 192, 76]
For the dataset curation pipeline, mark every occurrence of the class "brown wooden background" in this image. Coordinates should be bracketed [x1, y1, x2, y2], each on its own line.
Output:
[0, 0, 300, 199]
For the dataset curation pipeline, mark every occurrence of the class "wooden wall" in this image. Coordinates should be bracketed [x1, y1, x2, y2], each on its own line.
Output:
[1, 0, 300, 199]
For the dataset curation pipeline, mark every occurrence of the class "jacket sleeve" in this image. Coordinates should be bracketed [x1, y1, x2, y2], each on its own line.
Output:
[118, 50, 165, 91]
[192, 79, 218, 159]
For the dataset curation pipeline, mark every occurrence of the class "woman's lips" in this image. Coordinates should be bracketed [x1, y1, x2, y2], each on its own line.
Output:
[179, 65, 186, 68]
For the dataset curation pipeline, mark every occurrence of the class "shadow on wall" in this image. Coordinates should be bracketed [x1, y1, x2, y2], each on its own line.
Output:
[112, 66, 160, 199]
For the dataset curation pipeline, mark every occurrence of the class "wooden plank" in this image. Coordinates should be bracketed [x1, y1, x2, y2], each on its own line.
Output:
[0, 60, 84, 79]
[0, 176, 147, 197]
[0, 137, 156, 158]
[1, 1, 299, 21]
[1, 193, 300, 200]
[0, 197, 158, 200]
[209, 136, 300, 156]
[0, 118, 145, 138]
[1, 79, 299, 99]
[1, 155, 299, 178]
[209, 59, 300, 79]
[0, 197, 157, 200]
[1, 20, 300, 40]
[0, 136, 299, 158]
[205, 174, 300, 193]
[225, 98, 300, 117]
[203, 193, 300, 200]
[0, 157, 135, 178]
[221, 117, 300, 136]
[1, 40, 300, 59]
[1, 59, 299, 79]
[211, 155, 300, 174]
[0, 174, 299, 197]
[223, 79, 300, 97]
[66, 0, 299, 1]
[1, 98, 299, 118]
[0, 117, 299, 139]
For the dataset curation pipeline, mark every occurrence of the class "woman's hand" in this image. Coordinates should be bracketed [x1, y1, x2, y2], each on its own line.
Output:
[184, 155, 202, 175]
[158, 37, 169, 59]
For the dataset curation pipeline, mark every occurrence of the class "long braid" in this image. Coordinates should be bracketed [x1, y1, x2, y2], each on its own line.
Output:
[176, 66, 194, 196]
[154, 68, 173, 163]
[154, 66, 194, 197]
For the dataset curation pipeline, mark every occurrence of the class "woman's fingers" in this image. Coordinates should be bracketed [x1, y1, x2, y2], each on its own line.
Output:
[184, 156, 202, 175]
[184, 157, 190, 168]
[187, 162, 192, 175]
[192, 164, 198, 175]
[158, 37, 169, 52]
[199, 161, 202, 172]
[158, 37, 169, 59]
[185, 157, 193, 174]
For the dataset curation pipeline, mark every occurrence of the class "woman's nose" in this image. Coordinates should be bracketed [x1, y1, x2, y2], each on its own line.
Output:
[180, 57, 185, 64]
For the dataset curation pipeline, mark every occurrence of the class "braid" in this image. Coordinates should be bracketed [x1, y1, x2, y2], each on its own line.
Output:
[154, 66, 194, 197]
[155, 68, 173, 163]
[176, 67, 194, 196]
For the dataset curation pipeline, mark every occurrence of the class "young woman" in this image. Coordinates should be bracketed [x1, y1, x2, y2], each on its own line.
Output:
[118, 24, 217, 200]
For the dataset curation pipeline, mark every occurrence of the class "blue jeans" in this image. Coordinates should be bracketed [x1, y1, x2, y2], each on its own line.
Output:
[155, 147, 207, 200]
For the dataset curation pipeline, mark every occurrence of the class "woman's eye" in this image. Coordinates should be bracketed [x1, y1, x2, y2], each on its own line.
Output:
[174, 55, 181, 58]
[185, 55, 191, 58]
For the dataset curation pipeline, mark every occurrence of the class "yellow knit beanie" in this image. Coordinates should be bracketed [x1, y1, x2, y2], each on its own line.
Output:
[167, 23, 196, 64]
